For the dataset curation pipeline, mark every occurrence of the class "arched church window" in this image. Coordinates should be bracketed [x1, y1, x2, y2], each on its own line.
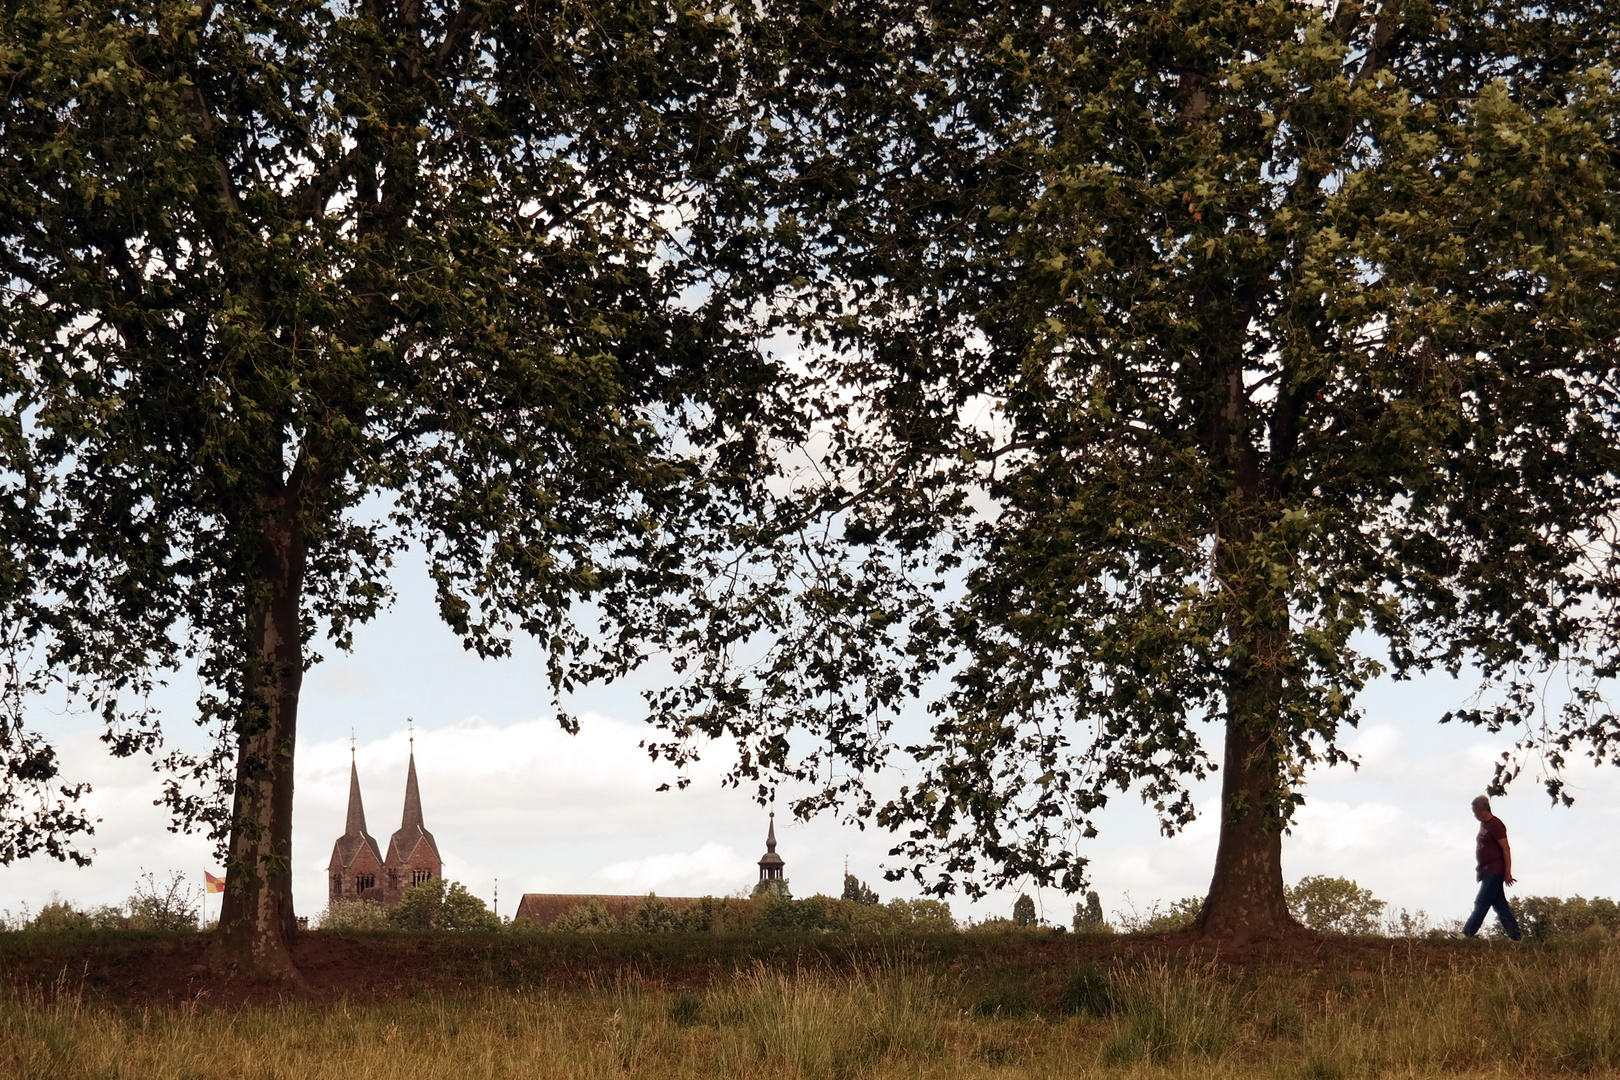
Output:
[412, 869, 432, 886]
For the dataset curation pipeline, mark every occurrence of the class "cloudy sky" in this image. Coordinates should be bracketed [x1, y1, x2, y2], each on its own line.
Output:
[12, 547, 1620, 930]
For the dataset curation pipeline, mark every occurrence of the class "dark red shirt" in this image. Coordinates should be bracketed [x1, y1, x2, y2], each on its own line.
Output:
[1476, 815, 1508, 877]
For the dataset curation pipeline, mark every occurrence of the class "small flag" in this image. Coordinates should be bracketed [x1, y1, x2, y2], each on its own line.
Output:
[205, 871, 226, 893]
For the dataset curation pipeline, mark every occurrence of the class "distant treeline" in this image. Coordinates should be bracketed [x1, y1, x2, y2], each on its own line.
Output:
[19, 871, 1620, 942]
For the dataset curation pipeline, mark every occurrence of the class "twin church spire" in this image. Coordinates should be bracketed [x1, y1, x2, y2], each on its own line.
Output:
[327, 726, 442, 906]
[332, 726, 788, 910]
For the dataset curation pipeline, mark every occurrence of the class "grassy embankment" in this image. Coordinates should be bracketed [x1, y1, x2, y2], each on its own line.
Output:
[3, 931, 1620, 1078]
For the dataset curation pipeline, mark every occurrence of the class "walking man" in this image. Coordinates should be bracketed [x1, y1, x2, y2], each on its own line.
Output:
[1464, 795, 1521, 940]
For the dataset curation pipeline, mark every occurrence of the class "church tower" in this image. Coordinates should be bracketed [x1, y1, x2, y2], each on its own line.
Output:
[383, 731, 442, 904]
[757, 812, 785, 883]
[327, 748, 385, 904]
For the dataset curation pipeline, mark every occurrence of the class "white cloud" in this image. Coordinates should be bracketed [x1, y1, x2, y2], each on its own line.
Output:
[597, 843, 755, 894]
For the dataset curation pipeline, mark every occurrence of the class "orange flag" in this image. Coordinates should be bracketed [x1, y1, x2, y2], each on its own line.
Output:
[205, 871, 226, 893]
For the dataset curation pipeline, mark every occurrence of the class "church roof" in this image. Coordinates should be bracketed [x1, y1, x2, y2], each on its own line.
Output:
[330, 758, 383, 869]
[386, 748, 441, 866]
[757, 811, 784, 868]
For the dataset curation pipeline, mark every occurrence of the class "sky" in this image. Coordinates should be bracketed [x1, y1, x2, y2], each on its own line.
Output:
[11, 547, 1620, 931]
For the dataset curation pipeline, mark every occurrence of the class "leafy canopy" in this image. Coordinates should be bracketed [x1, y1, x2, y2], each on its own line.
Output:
[0, 0, 749, 856]
[625, 0, 1620, 900]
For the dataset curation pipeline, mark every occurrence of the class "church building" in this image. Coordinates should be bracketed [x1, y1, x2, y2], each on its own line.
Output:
[513, 815, 787, 927]
[328, 736, 443, 906]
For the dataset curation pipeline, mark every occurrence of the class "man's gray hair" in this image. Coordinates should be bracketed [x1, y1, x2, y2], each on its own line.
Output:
[1472, 795, 1491, 811]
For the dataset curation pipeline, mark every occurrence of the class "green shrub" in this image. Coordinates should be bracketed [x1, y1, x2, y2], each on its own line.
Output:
[1101, 961, 1232, 1064]
[319, 900, 392, 931]
[974, 984, 1038, 1018]
[550, 899, 618, 933]
[1286, 876, 1386, 935]
[125, 871, 200, 931]
[1073, 890, 1113, 934]
[1517, 896, 1620, 941]
[389, 878, 499, 931]
[1062, 963, 1119, 1017]
[27, 898, 90, 932]
[964, 916, 1042, 934]
[29, 872, 201, 933]
[886, 898, 956, 932]
[676, 895, 754, 933]
[751, 893, 955, 934]
[622, 894, 682, 934]
[1118, 897, 1202, 934]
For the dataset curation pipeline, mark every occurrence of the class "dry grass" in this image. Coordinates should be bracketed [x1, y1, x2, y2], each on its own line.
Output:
[5, 938, 1620, 1078]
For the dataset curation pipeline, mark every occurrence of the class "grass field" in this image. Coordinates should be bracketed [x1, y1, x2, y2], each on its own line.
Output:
[2, 931, 1618, 1078]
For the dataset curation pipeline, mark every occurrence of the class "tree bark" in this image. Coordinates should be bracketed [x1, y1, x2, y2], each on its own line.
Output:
[206, 481, 306, 981]
[1197, 521, 1301, 942]
[1197, 711, 1299, 941]
[1196, 353, 1301, 942]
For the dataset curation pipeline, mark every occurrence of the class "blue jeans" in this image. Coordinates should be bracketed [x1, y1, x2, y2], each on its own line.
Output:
[1464, 873, 1521, 940]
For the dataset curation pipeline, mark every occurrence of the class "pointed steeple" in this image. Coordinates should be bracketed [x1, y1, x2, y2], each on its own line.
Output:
[758, 811, 785, 881]
[400, 746, 424, 831]
[387, 724, 440, 870]
[345, 756, 369, 836]
[330, 743, 382, 870]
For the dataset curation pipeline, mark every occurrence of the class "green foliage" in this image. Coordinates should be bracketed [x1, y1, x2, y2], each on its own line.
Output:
[549, 900, 619, 935]
[964, 917, 1043, 935]
[887, 899, 957, 933]
[754, 892, 824, 933]
[1100, 962, 1233, 1065]
[637, 0, 1620, 921]
[622, 894, 683, 934]
[1517, 897, 1620, 942]
[124, 871, 201, 932]
[973, 984, 1038, 1018]
[26, 899, 90, 933]
[1012, 894, 1037, 927]
[1120, 898, 1204, 936]
[1062, 964, 1120, 1017]
[753, 879, 792, 901]
[1384, 909, 1441, 939]
[1286, 876, 1387, 936]
[753, 893, 955, 935]
[1073, 891, 1112, 934]
[389, 879, 498, 933]
[675, 896, 755, 934]
[513, 895, 758, 935]
[842, 873, 880, 905]
[23, 872, 197, 932]
[0, 0, 757, 961]
[318, 900, 393, 932]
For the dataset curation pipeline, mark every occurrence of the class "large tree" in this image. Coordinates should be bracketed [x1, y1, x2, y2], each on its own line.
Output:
[0, 0, 748, 977]
[632, 0, 1620, 940]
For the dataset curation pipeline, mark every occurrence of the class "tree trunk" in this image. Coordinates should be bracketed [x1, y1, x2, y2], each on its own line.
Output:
[206, 483, 306, 981]
[1196, 714, 1299, 941]
[1197, 518, 1301, 942]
